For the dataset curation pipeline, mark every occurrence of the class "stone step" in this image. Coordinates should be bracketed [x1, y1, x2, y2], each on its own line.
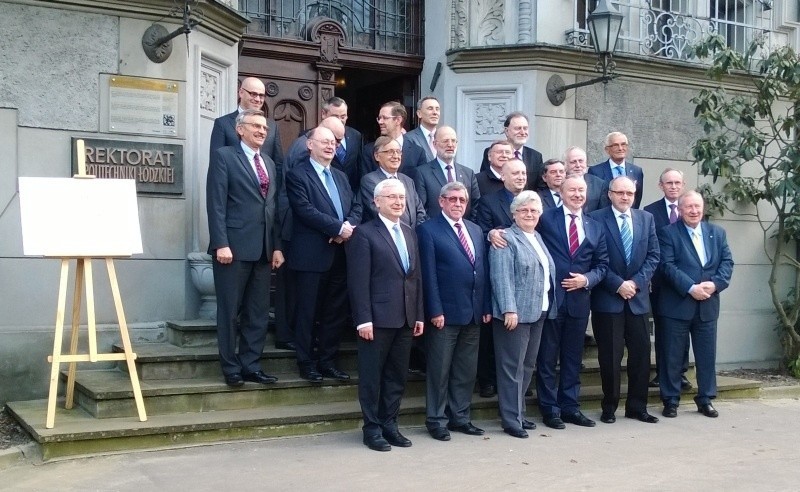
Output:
[7, 375, 762, 461]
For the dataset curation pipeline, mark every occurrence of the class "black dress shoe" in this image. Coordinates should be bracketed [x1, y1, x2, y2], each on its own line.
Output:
[363, 435, 391, 452]
[662, 404, 678, 418]
[600, 412, 616, 424]
[275, 341, 297, 351]
[562, 411, 596, 427]
[242, 371, 278, 385]
[224, 373, 244, 388]
[649, 376, 659, 388]
[382, 430, 412, 447]
[624, 410, 659, 423]
[320, 367, 350, 380]
[522, 419, 537, 430]
[479, 384, 496, 398]
[447, 422, 485, 436]
[503, 428, 529, 439]
[681, 376, 694, 390]
[299, 368, 323, 383]
[428, 427, 451, 441]
[696, 402, 719, 418]
[543, 416, 566, 430]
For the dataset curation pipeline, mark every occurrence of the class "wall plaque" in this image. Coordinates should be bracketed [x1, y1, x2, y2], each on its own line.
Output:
[105, 75, 180, 137]
[71, 138, 184, 195]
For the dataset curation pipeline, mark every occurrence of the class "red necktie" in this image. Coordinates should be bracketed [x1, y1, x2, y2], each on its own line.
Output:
[568, 214, 579, 256]
[454, 222, 475, 265]
[254, 153, 269, 197]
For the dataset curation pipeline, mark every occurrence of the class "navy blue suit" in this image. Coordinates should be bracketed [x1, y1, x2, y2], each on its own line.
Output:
[475, 188, 514, 236]
[475, 169, 504, 196]
[588, 160, 644, 209]
[480, 145, 545, 191]
[583, 173, 611, 213]
[535, 207, 609, 418]
[361, 138, 428, 181]
[589, 207, 660, 414]
[656, 221, 733, 406]
[417, 215, 489, 430]
[286, 160, 359, 373]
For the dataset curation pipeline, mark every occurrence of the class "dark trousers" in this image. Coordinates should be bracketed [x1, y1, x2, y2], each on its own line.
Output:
[653, 314, 690, 378]
[493, 316, 545, 431]
[292, 248, 348, 371]
[659, 311, 718, 406]
[425, 323, 480, 430]
[476, 321, 496, 389]
[273, 242, 295, 344]
[213, 253, 271, 377]
[592, 306, 651, 414]
[358, 326, 413, 437]
[536, 310, 588, 417]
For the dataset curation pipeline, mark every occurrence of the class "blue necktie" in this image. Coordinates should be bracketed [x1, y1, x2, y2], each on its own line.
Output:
[614, 165, 624, 178]
[335, 143, 346, 163]
[322, 168, 344, 221]
[392, 224, 410, 273]
[620, 213, 632, 264]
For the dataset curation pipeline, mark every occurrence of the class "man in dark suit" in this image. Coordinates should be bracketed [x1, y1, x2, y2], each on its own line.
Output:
[536, 175, 609, 429]
[358, 136, 426, 227]
[656, 190, 733, 419]
[588, 177, 661, 424]
[210, 77, 283, 174]
[346, 179, 424, 452]
[565, 146, 610, 213]
[539, 159, 566, 210]
[475, 140, 513, 196]
[321, 96, 363, 191]
[286, 126, 360, 382]
[405, 96, 440, 162]
[206, 109, 283, 387]
[418, 181, 490, 441]
[644, 168, 692, 390]
[361, 101, 428, 180]
[479, 112, 545, 191]
[415, 126, 480, 219]
[588, 132, 645, 209]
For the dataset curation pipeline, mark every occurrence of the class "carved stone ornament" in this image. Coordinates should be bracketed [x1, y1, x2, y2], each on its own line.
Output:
[307, 17, 346, 64]
[266, 82, 279, 97]
[199, 69, 218, 115]
[321, 87, 334, 102]
[298, 85, 314, 101]
[451, 0, 468, 49]
[476, 0, 505, 46]
[319, 70, 334, 81]
[474, 102, 507, 136]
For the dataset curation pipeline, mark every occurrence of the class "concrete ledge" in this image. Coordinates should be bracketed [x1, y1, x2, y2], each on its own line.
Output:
[760, 385, 800, 400]
[0, 442, 39, 470]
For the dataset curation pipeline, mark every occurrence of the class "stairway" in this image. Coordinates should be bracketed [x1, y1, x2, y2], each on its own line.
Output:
[7, 320, 762, 461]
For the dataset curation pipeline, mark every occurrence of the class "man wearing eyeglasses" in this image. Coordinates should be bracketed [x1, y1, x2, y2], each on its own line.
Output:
[210, 77, 284, 174]
[206, 109, 284, 388]
[588, 176, 660, 425]
[361, 101, 428, 180]
[588, 132, 644, 208]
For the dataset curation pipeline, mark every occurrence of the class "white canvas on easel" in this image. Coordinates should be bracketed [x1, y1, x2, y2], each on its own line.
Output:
[19, 177, 143, 257]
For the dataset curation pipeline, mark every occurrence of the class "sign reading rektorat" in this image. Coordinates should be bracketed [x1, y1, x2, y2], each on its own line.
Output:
[71, 138, 184, 195]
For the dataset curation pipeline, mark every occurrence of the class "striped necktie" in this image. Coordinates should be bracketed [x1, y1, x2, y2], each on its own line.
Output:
[454, 222, 475, 265]
[568, 214, 579, 256]
[620, 213, 632, 264]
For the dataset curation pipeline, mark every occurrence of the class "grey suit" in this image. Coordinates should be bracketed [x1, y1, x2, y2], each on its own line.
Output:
[489, 225, 556, 431]
[415, 158, 481, 220]
[405, 126, 436, 161]
[358, 170, 427, 227]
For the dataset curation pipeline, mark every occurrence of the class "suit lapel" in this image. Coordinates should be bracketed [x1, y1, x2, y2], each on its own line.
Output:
[376, 220, 405, 272]
[554, 207, 571, 253]
[430, 161, 447, 188]
[501, 192, 513, 223]
[678, 224, 703, 266]
[236, 148, 261, 193]
[305, 162, 337, 216]
[440, 216, 472, 266]
[701, 222, 713, 266]
[604, 210, 625, 259]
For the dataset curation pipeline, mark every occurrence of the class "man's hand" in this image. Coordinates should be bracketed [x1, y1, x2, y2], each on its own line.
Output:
[358, 324, 374, 340]
[216, 247, 233, 265]
[340, 221, 354, 239]
[689, 284, 711, 301]
[699, 281, 717, 295]
[482, 314, 492, 324]
[488, 229, 508, 249]
[562, 272, 588, 291]
[431, 315, 445, 329]
[503, 312, 518, 330]
[616, 280, 637, 300]
[413, 321, 424, 336]
[271, 250, 285, 269]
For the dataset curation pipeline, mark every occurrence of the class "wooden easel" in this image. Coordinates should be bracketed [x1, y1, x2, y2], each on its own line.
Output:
[44, 139, 147, 428]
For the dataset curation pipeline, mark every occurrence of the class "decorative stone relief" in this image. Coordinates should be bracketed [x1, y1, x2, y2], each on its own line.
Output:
[321, 87, 334, 102]
[451, 0, 468, 49]
[266, 82, 279, 97]
[474, 0, 505, 46]
[308, 17, 346, 63]
[518, 0, 533, 43]
[474, 102, 508, 136]
[298, 85, 314, 101]
[199, 68, 218, 118]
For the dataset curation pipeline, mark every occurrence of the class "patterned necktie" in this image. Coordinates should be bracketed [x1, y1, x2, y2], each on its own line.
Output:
[445, 165, 454, 183]
[322, 168, 344, 221]
[614, 165, 624, 178]
[454, 222, 475, 265]
[669, 204, 678, 224]
[620, 213, 632, 264]
[568, 214, 579, 256]
[335, 142, 346, 163]
[691, 230, 706, 265]
[392, 223, 410, 273]
[253, 153, 269, 197]
[514, 150, 521, 160]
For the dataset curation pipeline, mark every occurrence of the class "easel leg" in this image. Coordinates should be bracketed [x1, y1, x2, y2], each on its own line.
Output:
[106, 259, 147, 422]
[64, 259, 85, 410]
[46, 260, 71, 429]
[85, 259, 98, 362]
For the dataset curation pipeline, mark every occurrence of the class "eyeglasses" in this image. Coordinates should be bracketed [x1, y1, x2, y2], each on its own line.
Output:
[377, 149, 402, 156]
[241, 88, 266, 99]
[606, 142, 628, 148]
[443, 196, 468, 204]
[609, 190, 635, 197]
[242, 122, 268, 131]
[311, 138, 337, 147]
[435, 139, 458, 145]
[376, 115, 398, 122]
[379, 194, 406, 201]
[515, 207, 542, 215]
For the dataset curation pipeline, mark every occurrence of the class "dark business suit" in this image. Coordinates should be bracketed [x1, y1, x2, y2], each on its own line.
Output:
[417, 215, 488, 431]
[588, 207, 660, 415]
[358, 170, 427, 227]
[286, 160, 359, 373]
[536, 207, 609, 418]
[588, 160, 644, 209]
[539, 189, 560, 210]
[480, 145, 545, 191]
[361, 138, 428, 180]
[656, 221, 733, 406]
[583, 173, 611, 213]
[405, 126, 436, 162]
[475, 169, 505, 196]
[210, 110, 284, 175]
[346, 218, 423, 438]
[415, 159, 481, 220]
[206, 144, 280, 378]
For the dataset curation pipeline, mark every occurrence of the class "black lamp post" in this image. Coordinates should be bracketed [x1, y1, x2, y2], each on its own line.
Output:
[547, 0, 624, 106]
